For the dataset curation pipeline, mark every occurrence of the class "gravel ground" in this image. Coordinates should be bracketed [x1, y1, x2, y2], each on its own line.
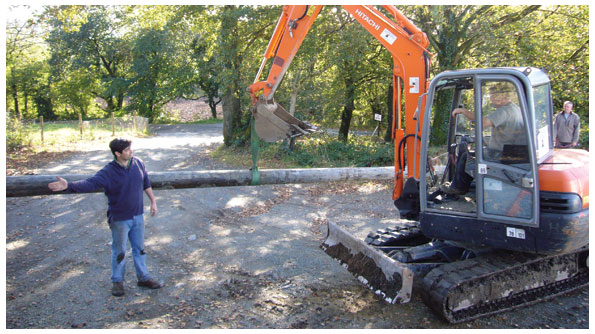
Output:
[5, 123, 589, 329]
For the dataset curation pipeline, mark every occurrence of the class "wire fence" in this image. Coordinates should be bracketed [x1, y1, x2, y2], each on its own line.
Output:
[25, 115, 148, 133]
[8, 114, 149, 149]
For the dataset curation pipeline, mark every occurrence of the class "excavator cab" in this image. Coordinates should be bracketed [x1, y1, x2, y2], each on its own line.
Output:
[419, 67, 583, 254]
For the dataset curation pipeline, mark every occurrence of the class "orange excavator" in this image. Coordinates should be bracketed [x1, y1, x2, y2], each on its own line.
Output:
[247, 5, 588, 323]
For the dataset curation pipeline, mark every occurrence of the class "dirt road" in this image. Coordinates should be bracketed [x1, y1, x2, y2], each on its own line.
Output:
[5, 124, 588, 329]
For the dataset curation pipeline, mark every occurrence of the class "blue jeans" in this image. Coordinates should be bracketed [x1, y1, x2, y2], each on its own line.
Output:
[109, 215, 151, 283]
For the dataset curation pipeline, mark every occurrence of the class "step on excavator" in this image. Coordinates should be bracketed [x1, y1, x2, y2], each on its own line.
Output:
[247, 5, 589, 323]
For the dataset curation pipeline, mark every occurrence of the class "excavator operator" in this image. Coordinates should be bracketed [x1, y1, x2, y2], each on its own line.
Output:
[441, 82, 528, 195]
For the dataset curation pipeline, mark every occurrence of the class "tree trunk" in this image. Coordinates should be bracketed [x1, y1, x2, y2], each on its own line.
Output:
[384, 80, 394, 142]
[106, 97, 115, 111]
[222, 92, 241, 146]
[222, 94, 234, 145]
[220, 5, 244, 146]
[338, 102, 354, 142]
[208, 95, 217, 119]
[24, 93, 29, 117]
[338, 76, 355, 142]
[284, 89, 300, 150]
[289, 89, 298, 116]
[12, 84, 20, 121]
[117, 93, 124, 110]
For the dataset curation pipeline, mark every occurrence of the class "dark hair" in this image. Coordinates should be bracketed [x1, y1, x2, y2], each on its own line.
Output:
[109, 138, 132, 158]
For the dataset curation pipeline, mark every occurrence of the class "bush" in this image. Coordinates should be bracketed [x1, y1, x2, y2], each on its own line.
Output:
[6, 117, 31, 151]
[213, 132, 394, 169]
[579, 123, 589, 150]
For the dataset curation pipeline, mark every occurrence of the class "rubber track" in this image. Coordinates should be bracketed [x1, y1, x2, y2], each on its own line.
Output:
[364, 221, 426, 247]
[420, 249, 588, 323]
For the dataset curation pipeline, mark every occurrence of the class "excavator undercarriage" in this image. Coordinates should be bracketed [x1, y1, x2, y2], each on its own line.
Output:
[322, 221, 588, 323]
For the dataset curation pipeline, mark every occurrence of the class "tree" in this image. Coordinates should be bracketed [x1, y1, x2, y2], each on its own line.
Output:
[53, 67, 101, 118]
[190, 34, 222, 119]
[7, 4, 587, 146]
[214, 5, 278, 146]
[401, 5, 541, 145]
[44, 5, 131, 113]
[217, 6, 243, 146]
[127, 25, 191, 121]
[466, 6, 588, 123]
[6, 11, 49, 120]
[329, 8, 391, 142]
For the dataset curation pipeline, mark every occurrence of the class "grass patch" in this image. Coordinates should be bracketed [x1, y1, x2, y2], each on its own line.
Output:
[212, 132, 394, 169]
[20, 122, 148, 153]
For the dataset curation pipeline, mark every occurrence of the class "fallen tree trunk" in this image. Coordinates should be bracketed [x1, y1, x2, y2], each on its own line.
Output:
[6, 167, 395, 197]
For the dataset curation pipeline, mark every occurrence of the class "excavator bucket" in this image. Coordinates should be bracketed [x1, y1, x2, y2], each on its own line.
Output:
[321, 222, 414, 304]
[253, 99, 318, 142]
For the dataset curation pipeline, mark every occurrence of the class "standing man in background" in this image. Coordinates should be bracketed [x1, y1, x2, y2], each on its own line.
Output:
[48, 138, 162, 297]
[553, 101, 580, 148]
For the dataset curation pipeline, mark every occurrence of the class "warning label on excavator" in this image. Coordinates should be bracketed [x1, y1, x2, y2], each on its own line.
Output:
[506, 227, 526, 239]
[381, 28, 397, 45]
[409, 77, 419, 94]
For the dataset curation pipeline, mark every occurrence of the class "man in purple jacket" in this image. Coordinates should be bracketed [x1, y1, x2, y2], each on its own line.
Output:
[49, 138, 161, 297]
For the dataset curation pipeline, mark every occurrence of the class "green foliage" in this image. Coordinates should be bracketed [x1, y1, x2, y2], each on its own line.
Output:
[465, 6, 589, 126]
[7, 5, 589, 151]
[127, 28, 171, 120]
[579, 123, 589, 150]
[294, 135, 393, 167]
[213, 5, 280, 146]
[6, 117, 32, 151]
[45, 6, 131, 114]
[53, 67, 102, 118]
[6, 12, 53, 121]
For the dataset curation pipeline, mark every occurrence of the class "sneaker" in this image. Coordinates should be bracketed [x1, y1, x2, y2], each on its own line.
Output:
[137, 278, 162, 289]
[112, 282, 125, 297]
[440, 182, 467, 196]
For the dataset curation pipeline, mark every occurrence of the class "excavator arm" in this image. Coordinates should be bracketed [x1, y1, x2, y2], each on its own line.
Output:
[247, 5, 433, 200]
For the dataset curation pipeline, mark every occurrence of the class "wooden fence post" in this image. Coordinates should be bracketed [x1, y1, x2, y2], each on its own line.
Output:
[40, 116, 44, 145]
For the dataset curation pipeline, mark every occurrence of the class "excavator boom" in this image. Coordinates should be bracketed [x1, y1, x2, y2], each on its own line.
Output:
[248, 6, 432, 197]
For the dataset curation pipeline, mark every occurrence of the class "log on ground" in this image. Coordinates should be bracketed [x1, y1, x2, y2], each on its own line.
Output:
[6, 167, 395, 197]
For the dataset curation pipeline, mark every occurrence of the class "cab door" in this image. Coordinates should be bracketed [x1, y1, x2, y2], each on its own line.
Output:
[475, 76, 539, 228]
